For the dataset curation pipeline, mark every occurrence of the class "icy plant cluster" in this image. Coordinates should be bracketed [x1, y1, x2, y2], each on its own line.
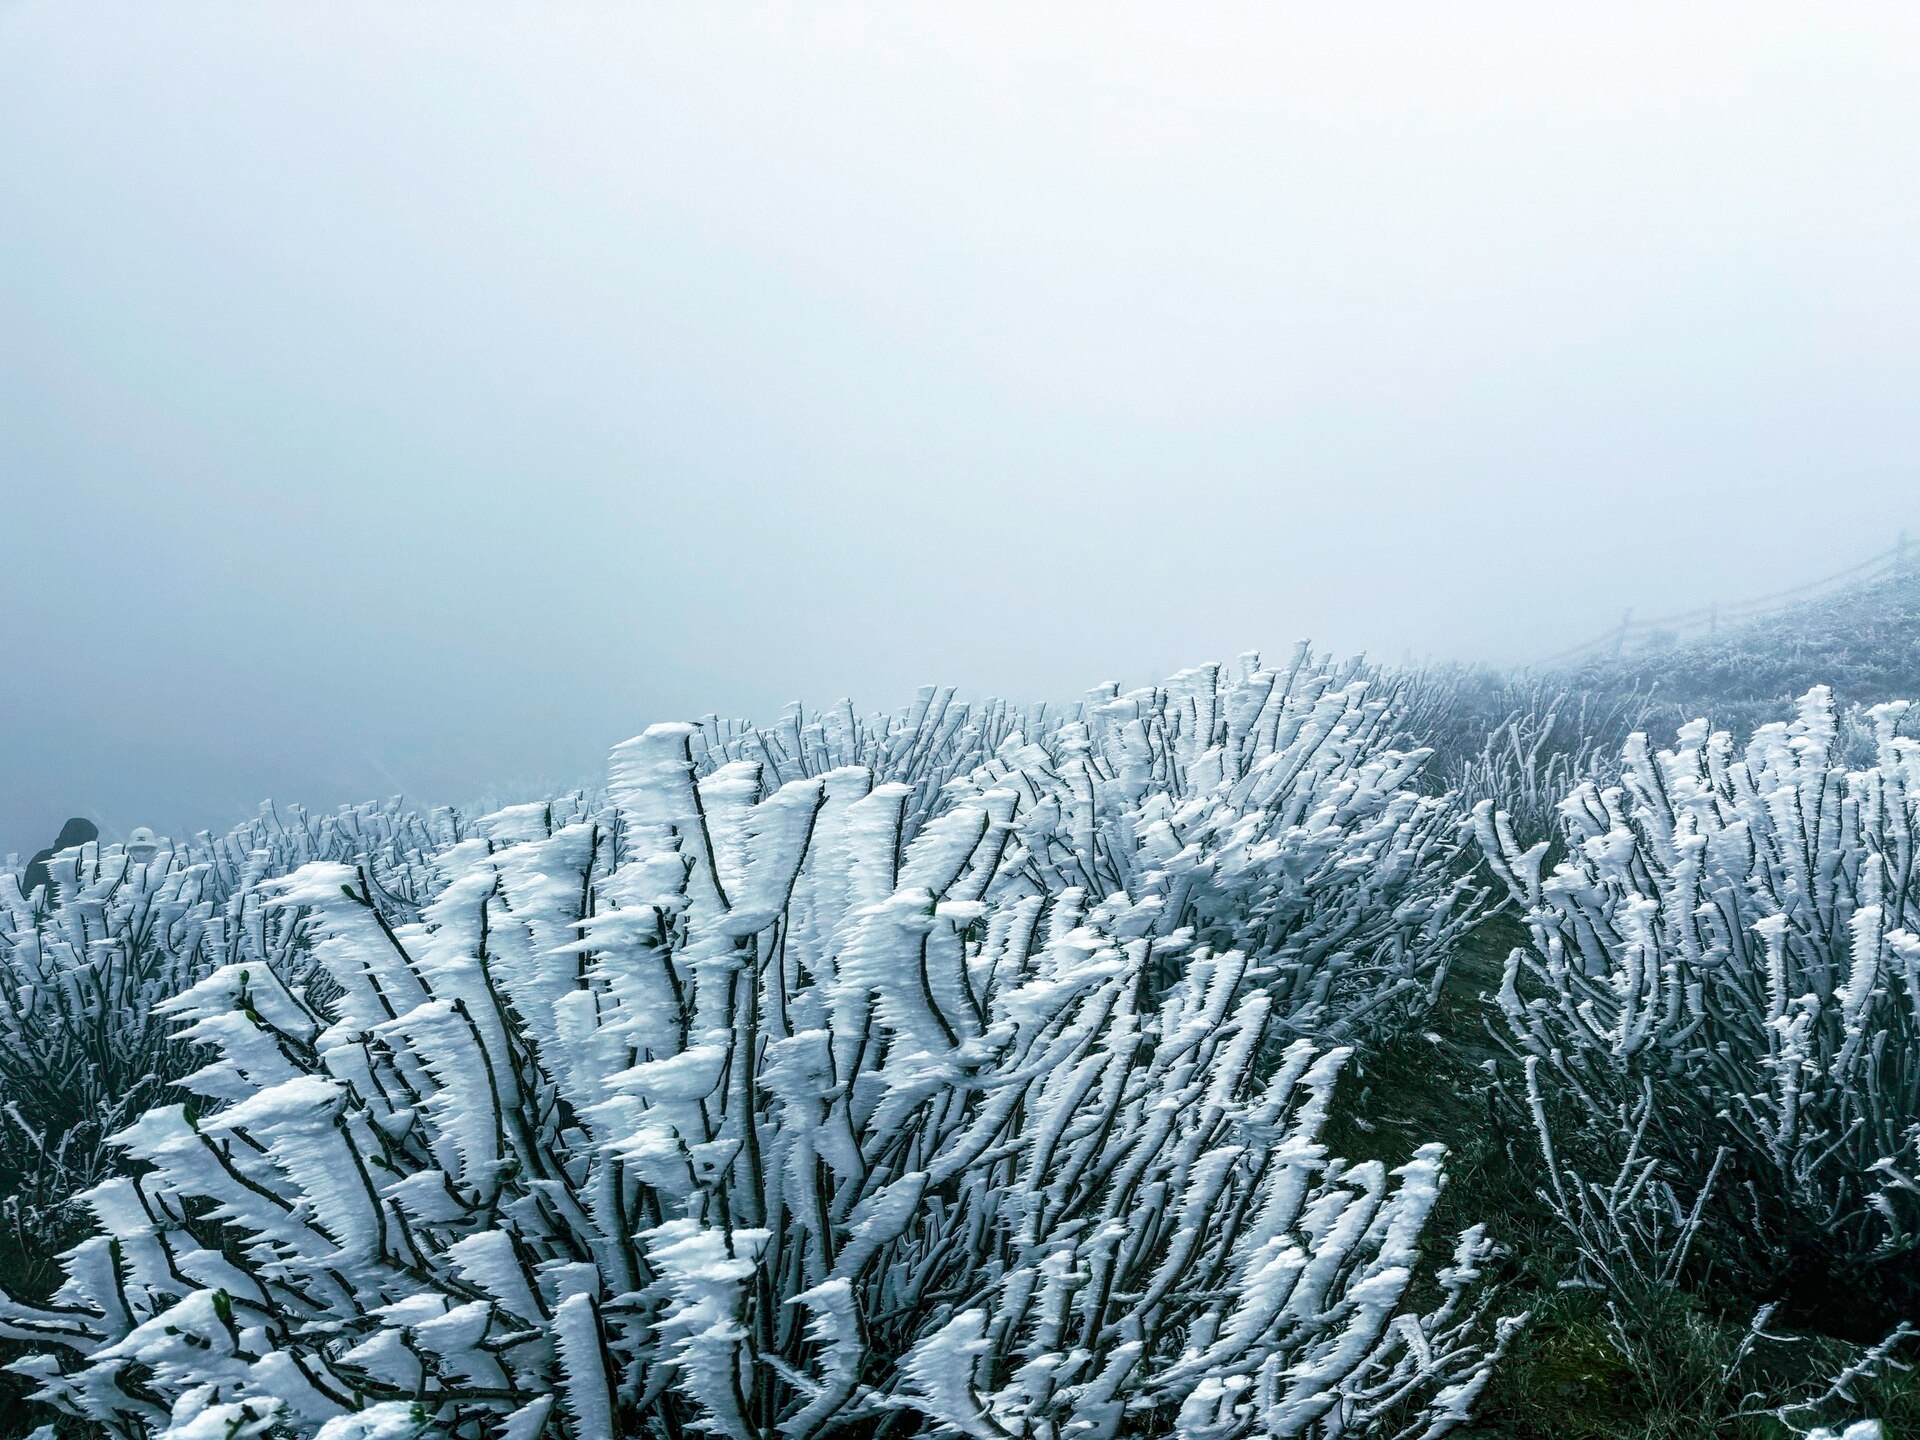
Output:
[1476, 686, 1920, 1276]
[1395, 671, 1648, 854]
[698, 652, 1482, 1046]
[1443, 695, 1641, 853]
[0, 801, 470, 1294]
[2, 656, 1513, 1439]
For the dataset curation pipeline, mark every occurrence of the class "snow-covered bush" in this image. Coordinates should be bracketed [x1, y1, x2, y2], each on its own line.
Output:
[2, 658, 1514, 1439]
[0, 801, 469, 1298]
[202, 798, 474, 917]
[699, 650, 1483, 1046]
[1, 842, 227, 1299]
[1475, 686, 1920, 1275]
[1444, 691, 1644, 853]
[1395, 671, 1647, 854]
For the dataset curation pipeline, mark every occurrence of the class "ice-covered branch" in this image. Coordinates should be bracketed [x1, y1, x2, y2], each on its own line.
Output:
[7, 659, 1511, 1438]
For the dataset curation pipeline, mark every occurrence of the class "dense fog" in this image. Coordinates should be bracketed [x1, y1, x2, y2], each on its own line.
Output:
[6, 3, 1920, 851]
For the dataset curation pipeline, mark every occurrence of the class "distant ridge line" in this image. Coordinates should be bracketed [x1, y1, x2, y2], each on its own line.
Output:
[1531, 532, 1916, 669]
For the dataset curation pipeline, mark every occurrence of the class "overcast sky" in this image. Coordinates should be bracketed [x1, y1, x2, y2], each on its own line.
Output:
[6, 4, 1920, 853]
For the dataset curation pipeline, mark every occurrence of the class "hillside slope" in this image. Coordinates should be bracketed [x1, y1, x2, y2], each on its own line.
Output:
[1560, 562, 1920, 722]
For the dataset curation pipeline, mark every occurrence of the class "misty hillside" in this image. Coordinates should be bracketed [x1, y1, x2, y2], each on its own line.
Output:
[18, 8, 1920, 1438]
[1562, 558, 1920, 725]
[8, 649, 1920, 1440]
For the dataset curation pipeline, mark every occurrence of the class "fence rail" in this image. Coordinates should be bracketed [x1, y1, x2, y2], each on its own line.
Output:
[1532, 531, 1916, 669]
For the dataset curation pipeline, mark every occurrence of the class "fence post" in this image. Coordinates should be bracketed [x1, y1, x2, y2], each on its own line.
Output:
[1614, 609, 1632, 657]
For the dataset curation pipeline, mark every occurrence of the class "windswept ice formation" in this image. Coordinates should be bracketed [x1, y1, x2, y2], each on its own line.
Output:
[2, 654, 1514, 1439]
[1477, 687, 1920, 1280]
[0, 797, 478, 1296]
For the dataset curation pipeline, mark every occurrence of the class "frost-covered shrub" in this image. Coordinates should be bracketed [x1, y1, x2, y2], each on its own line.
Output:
[205, 798, 474, 916]
[1475, 686, 1920, 1275]
[2, 660, 1514, 1439]
[1444, 691, 1646, 853]
[0, 801, 468, 1299]
[1394, 670, 1647, 854]
[1, 844, 226, 1299]
[701, 650, 1483, 1046]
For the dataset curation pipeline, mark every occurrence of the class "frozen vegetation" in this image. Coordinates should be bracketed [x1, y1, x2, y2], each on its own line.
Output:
[1568, 564, 1920, 737]
[3, 628, 1918, 1439]
[1478, 688, 1920, 1283]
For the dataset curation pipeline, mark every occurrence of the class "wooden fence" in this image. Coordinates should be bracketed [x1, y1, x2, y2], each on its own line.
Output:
[1532, 531, 1914, 669]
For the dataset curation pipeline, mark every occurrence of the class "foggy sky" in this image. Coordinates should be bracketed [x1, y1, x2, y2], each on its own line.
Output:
[6, 3, 1920, 855]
